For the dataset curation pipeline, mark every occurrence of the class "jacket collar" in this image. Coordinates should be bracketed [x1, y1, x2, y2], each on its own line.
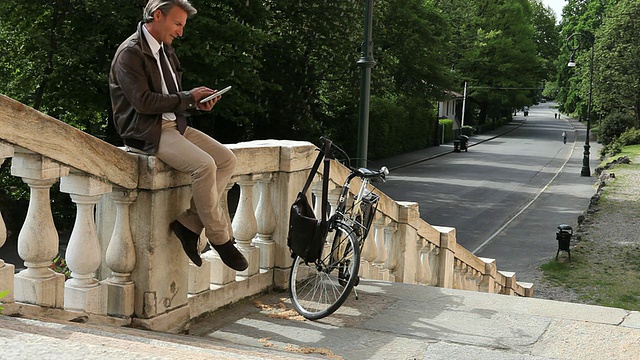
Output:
[137, 22, 176, 58]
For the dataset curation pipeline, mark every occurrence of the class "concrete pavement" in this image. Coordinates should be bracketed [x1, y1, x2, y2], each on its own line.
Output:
[188, 280, 640, 360]
[377, 104, 603, 284]
[3, 280, 639, 359]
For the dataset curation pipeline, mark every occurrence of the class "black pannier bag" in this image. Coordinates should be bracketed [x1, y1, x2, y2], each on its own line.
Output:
[287, 140, 332, 263]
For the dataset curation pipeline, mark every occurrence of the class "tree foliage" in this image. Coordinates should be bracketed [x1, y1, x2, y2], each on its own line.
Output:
[0, 0, 142, 137]
[591, 0, 640, 124]
[442, 0, 545, 124]
[599, 110, 636, 146]
[1, 0, 558, 155]
[531, 0, 561, 82]
[556, 0, 640, 127]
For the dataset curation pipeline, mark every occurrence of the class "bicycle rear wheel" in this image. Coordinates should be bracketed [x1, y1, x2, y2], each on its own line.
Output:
[289, 221, 360, 320]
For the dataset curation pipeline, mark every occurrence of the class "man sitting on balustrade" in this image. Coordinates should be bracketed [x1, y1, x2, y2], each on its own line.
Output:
[108, 0, 247, 271]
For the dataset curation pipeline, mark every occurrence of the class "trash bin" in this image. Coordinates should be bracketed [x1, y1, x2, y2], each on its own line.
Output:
[459, 135, 469, 152]
[556, 224, 572, 260]
[453, 139, 461, 152]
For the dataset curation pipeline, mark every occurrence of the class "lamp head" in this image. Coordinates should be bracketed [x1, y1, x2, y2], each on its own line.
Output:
[567, 54, 576, 67]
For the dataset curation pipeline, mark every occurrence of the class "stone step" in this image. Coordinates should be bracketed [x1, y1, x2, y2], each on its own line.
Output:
[0, 314, 315, 359]
[3, 280, 640, 359]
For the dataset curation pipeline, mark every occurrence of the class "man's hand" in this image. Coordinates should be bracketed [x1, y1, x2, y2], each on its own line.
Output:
[190, 86, 219, 111]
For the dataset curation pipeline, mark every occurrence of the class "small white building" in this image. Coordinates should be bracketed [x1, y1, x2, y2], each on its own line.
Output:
[438, 90, 464, 130]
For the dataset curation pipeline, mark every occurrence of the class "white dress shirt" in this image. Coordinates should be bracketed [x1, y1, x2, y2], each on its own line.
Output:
[142, 24, 178, 122]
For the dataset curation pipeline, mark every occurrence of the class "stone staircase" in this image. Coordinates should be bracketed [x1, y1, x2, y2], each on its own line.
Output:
[2, 280, 640, 359]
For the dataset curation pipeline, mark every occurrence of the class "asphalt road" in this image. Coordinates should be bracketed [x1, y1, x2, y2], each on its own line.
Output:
[377, 103, 601, 280]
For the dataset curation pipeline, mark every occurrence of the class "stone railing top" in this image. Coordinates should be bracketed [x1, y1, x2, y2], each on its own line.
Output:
[0, 95, 321, 191]
[0, 94, 138, 189]
[230, 140, 316, 175]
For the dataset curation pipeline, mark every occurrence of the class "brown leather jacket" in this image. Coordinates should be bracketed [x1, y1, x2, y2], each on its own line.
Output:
[109, 23, 197, 154]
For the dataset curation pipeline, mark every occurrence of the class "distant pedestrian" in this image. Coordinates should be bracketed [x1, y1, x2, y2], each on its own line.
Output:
[554, 113, 557, 119]
[562, 131, 567, 144]
[558, 114, 561, 120]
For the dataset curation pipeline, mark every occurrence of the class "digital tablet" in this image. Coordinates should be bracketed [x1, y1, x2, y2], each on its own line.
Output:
[199, 86, 232, 103]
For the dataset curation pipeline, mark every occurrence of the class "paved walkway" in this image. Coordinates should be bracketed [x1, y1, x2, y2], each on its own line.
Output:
[3, 281, 639, 359]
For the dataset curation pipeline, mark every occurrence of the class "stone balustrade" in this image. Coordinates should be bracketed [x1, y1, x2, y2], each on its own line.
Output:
[0, 94, 532, 334]
[313, 162, 533, 297]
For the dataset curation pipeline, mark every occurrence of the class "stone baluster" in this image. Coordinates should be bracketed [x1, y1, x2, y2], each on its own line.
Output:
[415, 238, 426, 284]
[189, 229, 211, 294]
[232, 175, 260, 278]
[312, 177, 323, 217]
[319, 186, 341, 258]
[371, 217, 391, 280]
[460, 264, 470, 290]
[102, 188, 137, 317]
[204, 182, 235, 285]
[11, 151, 69, 307]
[428, 245, 439, 286]
[361, 224, 378, 264]
[380, 223, 398, 282]
[418, 240, 432, 285]
[327, 187, 340, 218]
[470, 268, 479, 290]
[360, 215, 381, 279]
[253, 173, 276, 270]
[453, 259, 462, 289]
[188, 235, 212, 294]
[0, 143, 15, 304]
[60, 174, 112, 314]
[473, 269, 483, 291]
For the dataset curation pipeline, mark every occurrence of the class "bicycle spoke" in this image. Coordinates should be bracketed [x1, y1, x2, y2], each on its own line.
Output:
[289, 222, 360, 319]
[288, 138, 385, 320]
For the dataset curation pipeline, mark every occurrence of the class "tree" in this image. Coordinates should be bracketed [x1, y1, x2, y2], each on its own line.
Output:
[556, 0, 612, 116]
[363, 0, 453, 158]
[0, 0, 142, 138]
[530, 0, 561, 83]
[177, 0, 271, 143]
[591, 0, 640, 123]
[452, 0, 541, 124]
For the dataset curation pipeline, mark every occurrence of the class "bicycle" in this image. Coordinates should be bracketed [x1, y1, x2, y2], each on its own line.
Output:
[289, 137, 389, 320]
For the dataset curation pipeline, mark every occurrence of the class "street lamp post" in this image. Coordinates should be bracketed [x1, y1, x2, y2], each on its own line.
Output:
[566, 33, 594, 177]
[357, 0, 376, 168]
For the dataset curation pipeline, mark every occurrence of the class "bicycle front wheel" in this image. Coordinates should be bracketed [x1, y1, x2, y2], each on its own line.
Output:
[289, 222, 360, 320]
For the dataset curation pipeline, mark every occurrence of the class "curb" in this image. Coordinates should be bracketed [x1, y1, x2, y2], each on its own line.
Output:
[389, 119, 528, 171]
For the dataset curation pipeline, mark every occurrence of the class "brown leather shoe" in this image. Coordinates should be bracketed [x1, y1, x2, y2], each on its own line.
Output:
[170, 221, 202, 267]
[211, 240, 248, 271]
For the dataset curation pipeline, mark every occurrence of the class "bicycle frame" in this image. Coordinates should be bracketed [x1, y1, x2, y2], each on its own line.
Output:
[331, 173, 380, 250]
[288, 137, 388, 320]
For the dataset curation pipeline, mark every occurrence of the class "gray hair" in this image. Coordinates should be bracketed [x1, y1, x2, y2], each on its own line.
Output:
[142, 0, 197, 23]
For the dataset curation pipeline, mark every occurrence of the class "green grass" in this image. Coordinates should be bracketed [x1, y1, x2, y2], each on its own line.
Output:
[541, 248, 640, 310]
[599, 144, 640, 168]
[540, 145, 640, 311]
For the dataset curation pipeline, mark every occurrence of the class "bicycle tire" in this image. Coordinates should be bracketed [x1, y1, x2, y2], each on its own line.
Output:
[289, 221, 360, 320]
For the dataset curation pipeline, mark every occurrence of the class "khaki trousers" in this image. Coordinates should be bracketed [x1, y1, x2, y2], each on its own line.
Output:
[155, 120, 237, 245]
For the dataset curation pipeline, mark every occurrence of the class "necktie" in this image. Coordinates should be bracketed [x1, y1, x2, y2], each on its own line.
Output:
[159, 46, 187, 134]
